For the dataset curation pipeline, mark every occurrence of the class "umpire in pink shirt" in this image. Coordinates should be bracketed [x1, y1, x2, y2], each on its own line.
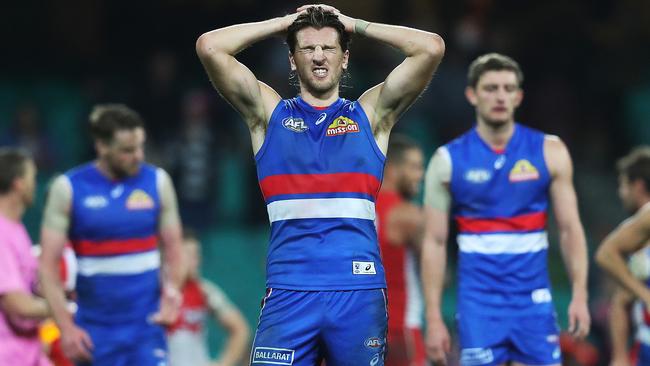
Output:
[0, 148, 51, 366]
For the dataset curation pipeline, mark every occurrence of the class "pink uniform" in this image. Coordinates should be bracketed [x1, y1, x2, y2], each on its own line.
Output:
[0, 213, 51, 366]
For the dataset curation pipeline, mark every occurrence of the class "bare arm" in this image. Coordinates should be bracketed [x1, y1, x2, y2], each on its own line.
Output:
[0, 292, 49, 319]
[39, 175, 75, 331]
[596, 210, 650, 306]
[545, 136, 590, 338]
[352, 16, 445, 148]
[153, 168, 184, 325]
[201, 280, 250, 366]
[421, 148, 452, 364]
[39, 176, 94, 361]
[609, 288, 633, 366]
[196, 14, 295, 153]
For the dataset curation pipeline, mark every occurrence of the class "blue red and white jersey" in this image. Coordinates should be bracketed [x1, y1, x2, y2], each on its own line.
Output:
[445, 124, 553, 316]
[255, 96, 386, 290]
[65, 162, 161, 324]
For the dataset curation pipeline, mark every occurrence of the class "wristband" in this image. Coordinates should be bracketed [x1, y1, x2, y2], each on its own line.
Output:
[354, 19, 370, 35]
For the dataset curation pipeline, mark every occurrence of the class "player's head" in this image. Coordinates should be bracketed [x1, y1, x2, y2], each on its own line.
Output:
[385, 134, 424, 200]
[0, 148, 36, 206]
[182, 228, 201, 279]
[90, 104, 145, 178]
[616, 146, 650, 213]
[466, 53, 524, 127]
[287, 6, 350, 97]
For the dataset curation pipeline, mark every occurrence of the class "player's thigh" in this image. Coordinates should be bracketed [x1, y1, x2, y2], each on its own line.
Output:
[321, 289, 388, 366]
[509, 312, 561, 366]
[250, 289, 323, 366]
[456, 312, 509, 366]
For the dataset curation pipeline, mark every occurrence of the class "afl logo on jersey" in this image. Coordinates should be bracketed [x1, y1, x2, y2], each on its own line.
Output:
[364, 337, 383, 349]
[509, 159, 540, 182]
[464, 169, 491, 183]
[282, 117, 308, 133]
[126, 189, 155, 210]
[326, 116, 359, 136]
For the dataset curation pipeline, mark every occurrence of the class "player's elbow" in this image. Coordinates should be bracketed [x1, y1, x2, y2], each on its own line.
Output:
[594, 242, 613, 270]
[195, 33, 213, 59]
[422, 33, 445, 61]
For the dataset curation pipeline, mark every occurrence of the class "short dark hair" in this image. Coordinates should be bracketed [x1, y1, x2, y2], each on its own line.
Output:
[617, 146, 650, 193]
[386, 134, 420, 165]
[467, 53, 524, 88]
[0, 148, 31, 194]
[89, 104, 144, 143]
[286, 6, 350, 54]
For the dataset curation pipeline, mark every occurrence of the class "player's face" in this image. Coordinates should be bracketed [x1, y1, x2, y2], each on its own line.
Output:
[17, 159, 37, 207]
[466, 70, 523, 127]
[290, 27, 349, 96]
[397, 148, 424, 200]
[102, 127, 145, 178]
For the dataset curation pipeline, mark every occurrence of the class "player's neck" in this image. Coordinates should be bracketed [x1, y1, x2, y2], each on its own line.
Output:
[0, 195, 24, 222]
[95, 160, 122, 181]
[476, 119, 515, 150]
[299, 86, 339, 108]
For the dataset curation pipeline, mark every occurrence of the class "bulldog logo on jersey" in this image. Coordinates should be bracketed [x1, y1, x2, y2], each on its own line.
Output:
[326, 116, 359, 136]
[126, 189, 155, 210]
[509, 159, 540, 182]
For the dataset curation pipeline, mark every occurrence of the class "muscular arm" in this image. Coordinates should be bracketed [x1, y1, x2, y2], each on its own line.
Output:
[157, 169, 184, 293]
[421, 148, 451, 325]
[354, 17, 445, 149]
[196, 15, 292, 153]
[596, 209, 650, 305]
[545, 136, 590, 337]
[39, 175, 75, 331]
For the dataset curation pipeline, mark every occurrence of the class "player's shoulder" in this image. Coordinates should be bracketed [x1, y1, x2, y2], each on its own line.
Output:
[444, 128, 474, 149]
[64, 161, 96, 180]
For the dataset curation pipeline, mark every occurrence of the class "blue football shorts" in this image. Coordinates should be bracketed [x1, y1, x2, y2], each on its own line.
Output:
[457, 311, 562, 366]
[250, 288, 388, 366]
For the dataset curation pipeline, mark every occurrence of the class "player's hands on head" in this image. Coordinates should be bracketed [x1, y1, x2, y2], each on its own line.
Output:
[567, 297, 590, 339]
[152, 285, 182, 325]
[425, 318, 451, 366]
[295, 4, 356, 33]
[60, 324, 94, 362]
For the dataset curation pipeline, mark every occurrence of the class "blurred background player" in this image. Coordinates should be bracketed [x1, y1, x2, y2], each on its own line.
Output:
[421, 53, 590, 366]
[597, 147, 650, 366]
[0, 148, 51, 366]
[38, 104, 184, 365]
[168, 229, 250, 366]
[196, 4, 444, 365]
[376, 135, 426, 366]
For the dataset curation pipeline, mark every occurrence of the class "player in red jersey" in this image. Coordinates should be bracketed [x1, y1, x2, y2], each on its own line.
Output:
[377, 135, 426, 366]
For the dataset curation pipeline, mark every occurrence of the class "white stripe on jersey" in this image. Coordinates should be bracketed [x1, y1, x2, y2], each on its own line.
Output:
[267, 198, 375, 223]
[458, 231, 548, 254]
[77, 250, 160, 276]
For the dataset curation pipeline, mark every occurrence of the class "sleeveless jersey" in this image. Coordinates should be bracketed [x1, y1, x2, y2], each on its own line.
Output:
[255, 97, 386, 290]
[376, 190, 423, 330]
[66, 163, 161, 324]
[445, 124, 553, 316]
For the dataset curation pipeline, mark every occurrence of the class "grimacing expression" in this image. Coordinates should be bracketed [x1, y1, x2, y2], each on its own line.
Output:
[466, 70, 523, 127]
[289, 27, 349, 96]
[396, 148, 424, 200]
[99, 127, 146, 178]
